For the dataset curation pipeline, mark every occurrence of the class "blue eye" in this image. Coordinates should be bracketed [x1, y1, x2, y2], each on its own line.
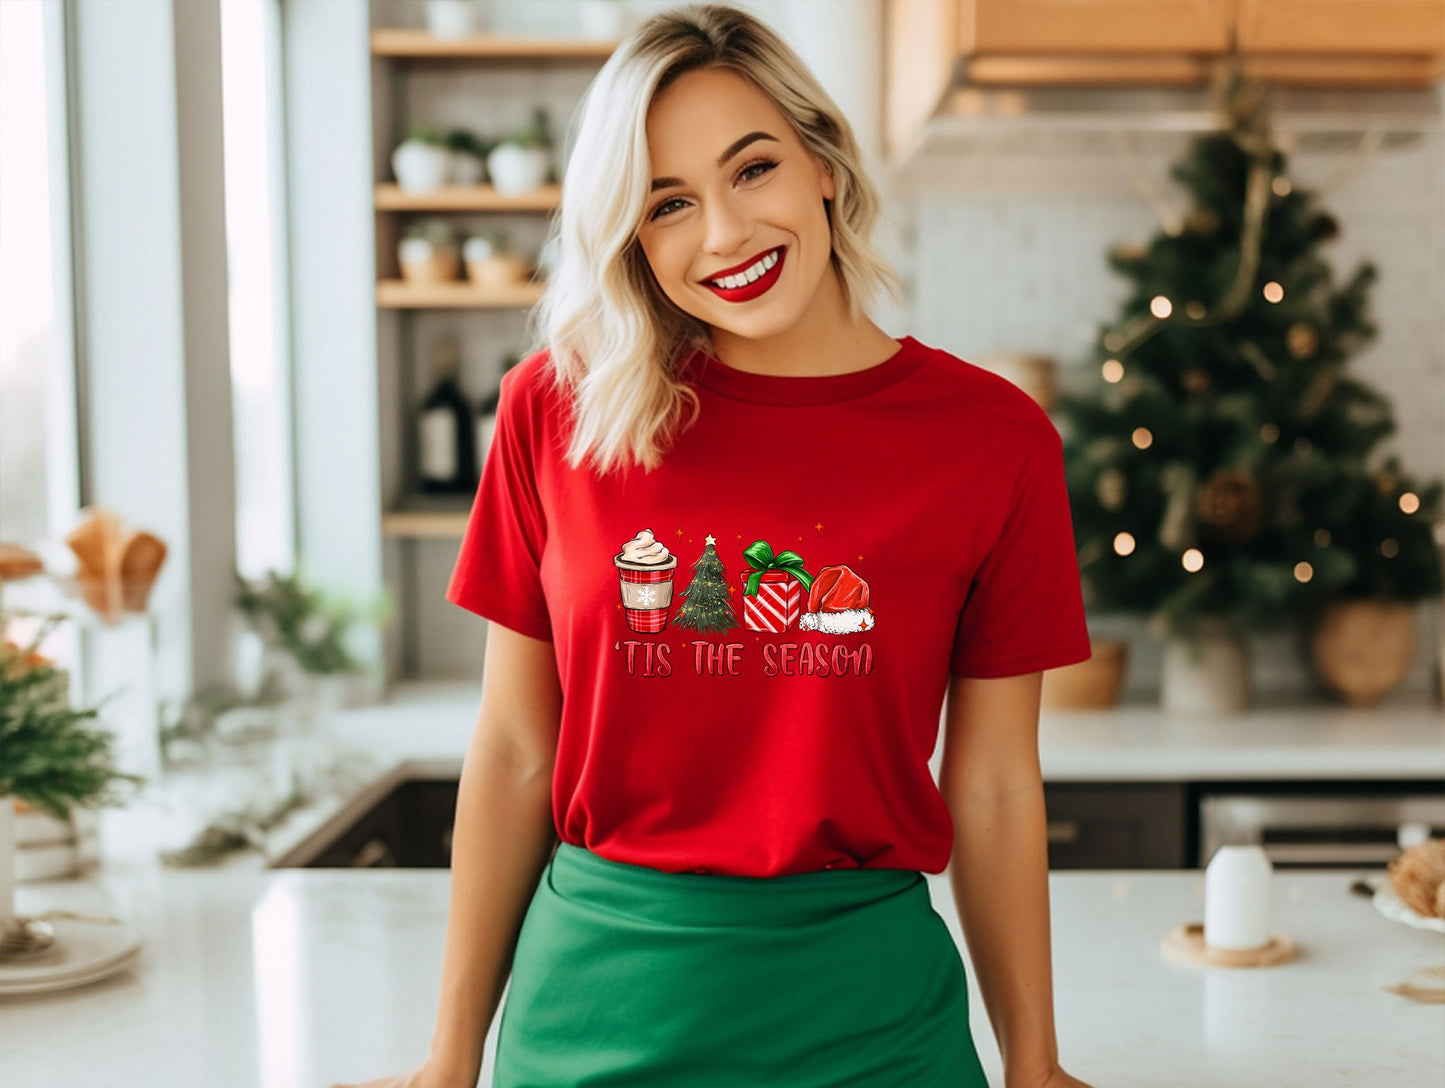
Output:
[647, 157, 779, 222]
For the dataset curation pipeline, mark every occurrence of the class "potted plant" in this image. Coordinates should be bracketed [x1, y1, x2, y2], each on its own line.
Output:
[445, 129, 490, 187]
[425, 0, 483, 41]
[398, 218, 460, 284]
[486, 108, 553, 196]
[1, 611, 145, 958]
[391, 123, 451, 193]
[579, 0, 629, 41]
[463, 229, 529, 289]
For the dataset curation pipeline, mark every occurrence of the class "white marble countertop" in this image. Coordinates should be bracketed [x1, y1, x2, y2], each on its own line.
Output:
[333, 681, 1445, 782]
[2, 860, 1441, 1087]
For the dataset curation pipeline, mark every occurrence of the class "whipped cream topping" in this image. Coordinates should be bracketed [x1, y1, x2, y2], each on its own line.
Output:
[619, 528, 672, 565]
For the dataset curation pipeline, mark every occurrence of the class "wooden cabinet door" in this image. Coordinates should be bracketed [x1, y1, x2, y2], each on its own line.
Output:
[1235, 0, 1445, 53]
[965, 0, 1234, 53]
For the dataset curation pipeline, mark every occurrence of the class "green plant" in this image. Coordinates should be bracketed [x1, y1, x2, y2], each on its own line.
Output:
[445, 128, 489, 157]
[232, 568, 391, 677]
[404, 218, 455, 245]
[0, 611, 146, 822]
[497, 107, 553, 151]
[404, 122, 446, 145]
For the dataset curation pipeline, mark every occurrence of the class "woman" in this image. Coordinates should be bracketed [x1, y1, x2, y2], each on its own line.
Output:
[338, 5, 1096, 1087]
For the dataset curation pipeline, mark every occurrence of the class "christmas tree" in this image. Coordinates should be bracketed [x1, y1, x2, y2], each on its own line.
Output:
[1057, 69, 1444, 642]
[673, 535, 738, 633]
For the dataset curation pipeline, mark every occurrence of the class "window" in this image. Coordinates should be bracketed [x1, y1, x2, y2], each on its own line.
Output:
[220, 0, 296, 579]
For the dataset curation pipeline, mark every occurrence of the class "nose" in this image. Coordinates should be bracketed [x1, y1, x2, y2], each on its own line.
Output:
[701, 193, 754, 260]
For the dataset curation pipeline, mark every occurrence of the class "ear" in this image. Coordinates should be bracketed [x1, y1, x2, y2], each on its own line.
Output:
[820, 161, 836, 201]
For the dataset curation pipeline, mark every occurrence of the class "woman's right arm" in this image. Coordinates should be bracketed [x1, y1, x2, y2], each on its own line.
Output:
[421, 621, 563, 1085]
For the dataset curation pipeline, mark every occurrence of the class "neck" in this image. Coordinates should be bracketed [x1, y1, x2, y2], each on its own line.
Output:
[707, 263, 895, 377]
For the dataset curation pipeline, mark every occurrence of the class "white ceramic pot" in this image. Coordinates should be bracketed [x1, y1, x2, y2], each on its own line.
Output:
[578, 0, 627, 41]
[1161, 617, 1251, 716]
[392, 139, 451, 193]
[450, 150, 486, 186]
[425, 0, 479, 40]
[487, 143, 550, 196]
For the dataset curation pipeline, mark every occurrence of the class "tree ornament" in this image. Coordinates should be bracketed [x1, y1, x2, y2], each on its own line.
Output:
[1158, 463, 1198, 552]
[1287, 323, 1318, 359]
[1184, 207, 1219, 235]
[1096, 468, 1127, 511]
[1195, 469, 1264, 543]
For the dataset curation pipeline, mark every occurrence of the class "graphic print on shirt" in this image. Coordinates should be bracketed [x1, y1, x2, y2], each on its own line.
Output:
[612, 527, 875, 678]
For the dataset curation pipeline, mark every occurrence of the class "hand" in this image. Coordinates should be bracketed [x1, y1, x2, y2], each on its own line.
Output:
[329, 1059, 475, 1088]
[1007, 1065, 1098, 1088]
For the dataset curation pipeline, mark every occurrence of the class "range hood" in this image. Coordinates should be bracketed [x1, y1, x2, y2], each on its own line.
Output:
[917, 80, 1443, 158]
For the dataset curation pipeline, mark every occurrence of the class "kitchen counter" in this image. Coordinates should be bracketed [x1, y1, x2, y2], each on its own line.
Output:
[335, 681, 1445, 782]
[2, 859, 1441, 1087]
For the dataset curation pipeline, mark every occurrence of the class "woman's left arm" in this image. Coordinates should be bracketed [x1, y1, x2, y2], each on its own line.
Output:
[940, 670, 1096, 1088]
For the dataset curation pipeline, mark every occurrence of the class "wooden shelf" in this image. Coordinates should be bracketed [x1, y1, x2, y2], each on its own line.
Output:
[383, 509, 470, 539]
[376, 279, 545, 309]
[371, 29, 618, 60]
[375, 182, 561, 212]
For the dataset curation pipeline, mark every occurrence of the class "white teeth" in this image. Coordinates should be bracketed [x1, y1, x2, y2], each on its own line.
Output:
[711, 249, 778, 289]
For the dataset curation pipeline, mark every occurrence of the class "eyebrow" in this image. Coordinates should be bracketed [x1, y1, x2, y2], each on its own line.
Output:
[649, 131, 779, 193]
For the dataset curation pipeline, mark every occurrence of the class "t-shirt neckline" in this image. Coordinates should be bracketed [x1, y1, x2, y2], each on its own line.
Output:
[685, 335, 929, 406]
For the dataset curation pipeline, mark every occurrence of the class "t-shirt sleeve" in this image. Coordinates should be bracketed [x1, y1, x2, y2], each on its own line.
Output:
[950, 422, 1092, 678]
[445, 366, 553, 640]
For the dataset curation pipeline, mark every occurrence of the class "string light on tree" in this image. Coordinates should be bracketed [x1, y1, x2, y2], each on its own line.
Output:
[1314, 528, 1331, 547]
[1260, 422, 1280, 443]
[1381, 538, 1399, 558]
[1262, 281, 1284, 303]
[1399, 492, 1420, 515]
[1114, 532, 1136, 556]
[1132, 427, 1154, 450]
[1102, 358, 1125, 383]
[1294, 562, 1313, 582]
[1150, 296, 1173, 319]
[1272, 176, 1292, 197]
[1182, 548, 1205, 572]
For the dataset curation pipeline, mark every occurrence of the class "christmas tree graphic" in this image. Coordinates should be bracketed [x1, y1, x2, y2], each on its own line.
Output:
[673, 534, 738, 633]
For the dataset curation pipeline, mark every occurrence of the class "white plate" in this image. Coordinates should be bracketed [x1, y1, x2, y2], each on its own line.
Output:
[0, 917, 145, 994]
[1374, 881, 1445, 933]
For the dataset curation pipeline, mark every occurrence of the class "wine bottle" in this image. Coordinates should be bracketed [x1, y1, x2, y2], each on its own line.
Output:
[475, 353, 520, 467]
[417, 337, 477, 494]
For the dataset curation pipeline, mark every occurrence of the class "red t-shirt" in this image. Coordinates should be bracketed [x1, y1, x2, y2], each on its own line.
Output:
[446, 334, 1092, 877]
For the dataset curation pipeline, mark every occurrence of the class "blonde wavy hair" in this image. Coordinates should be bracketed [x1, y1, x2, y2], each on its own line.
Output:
[523, 2, 903, 476]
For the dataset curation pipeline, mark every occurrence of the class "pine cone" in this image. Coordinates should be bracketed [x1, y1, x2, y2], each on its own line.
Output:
[1195, 469, 1263, 542]
[1388, 838, 1445, 919]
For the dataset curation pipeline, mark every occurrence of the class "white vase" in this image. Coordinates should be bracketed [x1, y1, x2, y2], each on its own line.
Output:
[486, 144, 550, 196]
[425, 0, 480, 40]
[0, 796, 16, 927]
[1161, 618, 1250, 716]
[391, 139, 451, 192]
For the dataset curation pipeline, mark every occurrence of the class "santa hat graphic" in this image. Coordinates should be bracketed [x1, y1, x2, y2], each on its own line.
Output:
[798, 564, 875, 634]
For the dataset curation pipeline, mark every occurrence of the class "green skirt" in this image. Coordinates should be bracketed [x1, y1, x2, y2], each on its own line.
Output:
[493, 842, 990, 1087]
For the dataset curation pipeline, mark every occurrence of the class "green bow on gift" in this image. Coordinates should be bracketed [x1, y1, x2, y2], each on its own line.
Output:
[741, 539, 814, 596]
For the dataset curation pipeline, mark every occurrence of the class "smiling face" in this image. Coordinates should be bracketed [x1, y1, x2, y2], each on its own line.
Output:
[633, 65, 837, 342]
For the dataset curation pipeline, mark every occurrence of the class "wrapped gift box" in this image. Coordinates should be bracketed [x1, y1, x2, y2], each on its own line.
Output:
[740, 569, 803, 633]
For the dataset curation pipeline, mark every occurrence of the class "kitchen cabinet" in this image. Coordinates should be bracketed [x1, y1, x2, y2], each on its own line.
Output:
[884, 0, 1445, 159]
